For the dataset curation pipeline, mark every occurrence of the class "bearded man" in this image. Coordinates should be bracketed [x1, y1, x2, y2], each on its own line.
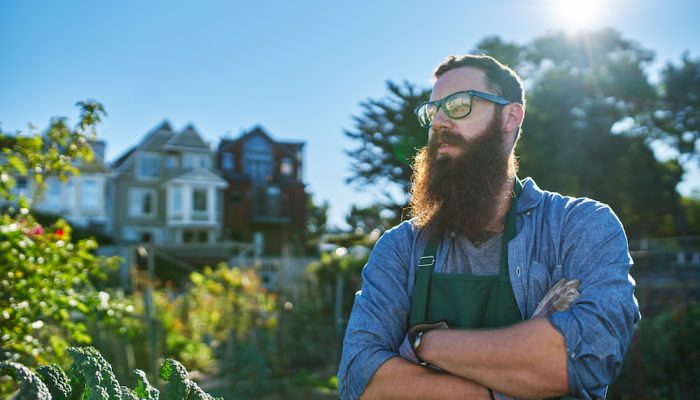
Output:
[338, 54, 640, 400]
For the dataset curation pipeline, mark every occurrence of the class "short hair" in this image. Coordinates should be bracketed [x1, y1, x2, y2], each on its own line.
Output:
[433, 54, 525, 108]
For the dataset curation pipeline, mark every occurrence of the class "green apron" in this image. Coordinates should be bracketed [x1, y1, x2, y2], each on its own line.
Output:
[409, 178, 523, 329]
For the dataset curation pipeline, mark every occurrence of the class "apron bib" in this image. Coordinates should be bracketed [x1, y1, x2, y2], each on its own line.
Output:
[409, 179, 523, 329]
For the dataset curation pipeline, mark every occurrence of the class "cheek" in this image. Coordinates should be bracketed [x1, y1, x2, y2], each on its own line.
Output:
[455, 111, 495, 135]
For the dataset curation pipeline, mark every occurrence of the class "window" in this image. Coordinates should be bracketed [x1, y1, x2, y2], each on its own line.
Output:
[193, 188, 207, 212]
[222, 153, 234, 171]
[243, 136, 273, 183]
[46, 179, 62, 209]
[15, 177, 28, 197]
[182, 230, 208, 243]
[198, 156, 209, 168]
[137, 153, 160, 178]
[81, 179, 99, 211]
[129, 188, 156, 217]
[280, 158, 293, 176]
[123, 228, 157, 243]
[164, 155, 177, 170]
[172, 186, 182, 213]
[267, 186, 281, 216]
[66, 181, 75, 209]
[183, 154, 211, 170]
[183, 155, 194, 169]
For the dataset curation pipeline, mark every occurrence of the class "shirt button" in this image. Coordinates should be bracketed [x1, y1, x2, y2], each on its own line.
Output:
[526, 211, 532, 216]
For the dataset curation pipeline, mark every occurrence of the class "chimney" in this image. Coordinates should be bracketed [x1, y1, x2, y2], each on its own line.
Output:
[92, 140, 106, 160]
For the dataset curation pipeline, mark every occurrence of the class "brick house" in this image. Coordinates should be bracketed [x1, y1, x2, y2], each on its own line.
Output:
[217, 126, 306, 255]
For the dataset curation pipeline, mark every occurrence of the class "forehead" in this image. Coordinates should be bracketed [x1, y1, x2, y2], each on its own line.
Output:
[431, 67, 489, 101]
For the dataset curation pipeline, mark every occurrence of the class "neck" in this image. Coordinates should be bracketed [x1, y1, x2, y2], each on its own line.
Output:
[484, 176, 516, 233]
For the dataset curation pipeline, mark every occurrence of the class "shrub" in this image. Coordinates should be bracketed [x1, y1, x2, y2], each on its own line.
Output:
[0, 346, 222, 400]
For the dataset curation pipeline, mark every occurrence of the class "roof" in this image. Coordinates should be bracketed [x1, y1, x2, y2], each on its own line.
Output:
[218, 125, 304, 158]
[163, 124, 209, 149]
[111, 146, 135, 169]
[110, 120, 212, 170]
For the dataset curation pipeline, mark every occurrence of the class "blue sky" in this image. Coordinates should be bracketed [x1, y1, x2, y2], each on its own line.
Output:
[2, 0, 699, 227]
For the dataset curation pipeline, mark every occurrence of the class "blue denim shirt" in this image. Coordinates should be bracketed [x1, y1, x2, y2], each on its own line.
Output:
[338, 178, 640, 399]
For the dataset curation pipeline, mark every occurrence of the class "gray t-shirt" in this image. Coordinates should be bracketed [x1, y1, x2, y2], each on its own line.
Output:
[440, 231, 503, 276]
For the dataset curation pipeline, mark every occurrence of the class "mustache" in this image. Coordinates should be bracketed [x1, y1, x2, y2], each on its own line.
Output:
[428, 130, 468, 156]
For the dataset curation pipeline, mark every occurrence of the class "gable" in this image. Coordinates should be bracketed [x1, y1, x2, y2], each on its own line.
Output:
[164, 124, 210, 151]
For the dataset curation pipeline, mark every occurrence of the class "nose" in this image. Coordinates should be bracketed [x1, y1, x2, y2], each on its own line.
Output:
[431, 106, 452, 131]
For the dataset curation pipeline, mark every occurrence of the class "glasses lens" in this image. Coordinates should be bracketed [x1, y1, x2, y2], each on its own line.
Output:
[444, 92, 472, 118]
[417, 103, 437, 127]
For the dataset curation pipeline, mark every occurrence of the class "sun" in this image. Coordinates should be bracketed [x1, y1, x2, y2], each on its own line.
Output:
[551, 0, 606, 32]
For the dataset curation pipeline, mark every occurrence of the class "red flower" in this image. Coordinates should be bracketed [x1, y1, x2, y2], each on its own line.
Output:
[55, 228, 64, 238]
[32, 225, 44, 236]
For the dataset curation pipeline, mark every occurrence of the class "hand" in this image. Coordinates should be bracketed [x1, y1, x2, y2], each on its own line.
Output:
[400, 321, 449, 367]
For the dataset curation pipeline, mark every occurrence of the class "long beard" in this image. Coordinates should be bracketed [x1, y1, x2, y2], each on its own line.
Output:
[409, 114, 517, 241]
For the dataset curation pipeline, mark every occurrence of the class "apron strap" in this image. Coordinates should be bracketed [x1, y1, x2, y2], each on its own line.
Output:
[499, 178, 522, 276]
[409, 177, 523, 326]
[409, 239, 438, 325]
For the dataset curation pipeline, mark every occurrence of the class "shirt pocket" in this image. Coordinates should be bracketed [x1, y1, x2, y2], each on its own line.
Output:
[527, 260, 564, 315]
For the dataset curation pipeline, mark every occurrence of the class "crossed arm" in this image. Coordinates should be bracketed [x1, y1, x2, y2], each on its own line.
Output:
[360, 357, 492, 400]
[340, 205, 639, 400]
[361, 318, 568, 399]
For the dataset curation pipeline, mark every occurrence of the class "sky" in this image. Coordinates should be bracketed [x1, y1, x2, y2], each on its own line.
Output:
[2, 0, 699, 228]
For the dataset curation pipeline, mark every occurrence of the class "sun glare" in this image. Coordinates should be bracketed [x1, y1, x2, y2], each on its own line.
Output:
[552, 0, 606, 32]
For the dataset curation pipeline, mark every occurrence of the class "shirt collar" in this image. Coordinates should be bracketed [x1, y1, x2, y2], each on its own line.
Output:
[517, 177, 544, 214]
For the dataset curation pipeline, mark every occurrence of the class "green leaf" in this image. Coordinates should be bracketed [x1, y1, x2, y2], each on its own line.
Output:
[7, 155, 28, 175]
[0, 361, 52, 399]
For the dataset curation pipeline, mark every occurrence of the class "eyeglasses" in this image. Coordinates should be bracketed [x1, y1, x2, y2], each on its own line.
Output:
[414, 90, 512, 128]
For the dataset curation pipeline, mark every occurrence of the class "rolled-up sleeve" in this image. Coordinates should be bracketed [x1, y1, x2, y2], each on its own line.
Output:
[548, 202, 640, 399]
[338, 224, 415, 400]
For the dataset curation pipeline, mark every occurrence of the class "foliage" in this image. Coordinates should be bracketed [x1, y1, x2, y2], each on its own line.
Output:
[68, 346, 123, 399]
[653, 52, 700, 165]
[344, 80, 430, 207]
[501, 29, 678, 238]
[0, 361, 51, 399]
[0, 103, 139, 400]
[0, 346, 222, 400]
[154, 263, 278, 371]
[290, 369, 339, 391]
[0, 213, 136, 368]
[345, 203, 397, 235]
[160, 358, 222, 400]
[307, 252, 368, 316]
[0, 100, 103, 203]
[306, 193, 330, 252]
[344, 29, 697, 238]
[36, 365, 71, 400]
[609, 302, 700, 399]
[473, 35, 524, 69]
[131, 369, 159, 400]
[308, 252, 367, 286]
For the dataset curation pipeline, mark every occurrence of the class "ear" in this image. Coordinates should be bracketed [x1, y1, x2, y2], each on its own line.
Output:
[501, 102, 524, 137]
